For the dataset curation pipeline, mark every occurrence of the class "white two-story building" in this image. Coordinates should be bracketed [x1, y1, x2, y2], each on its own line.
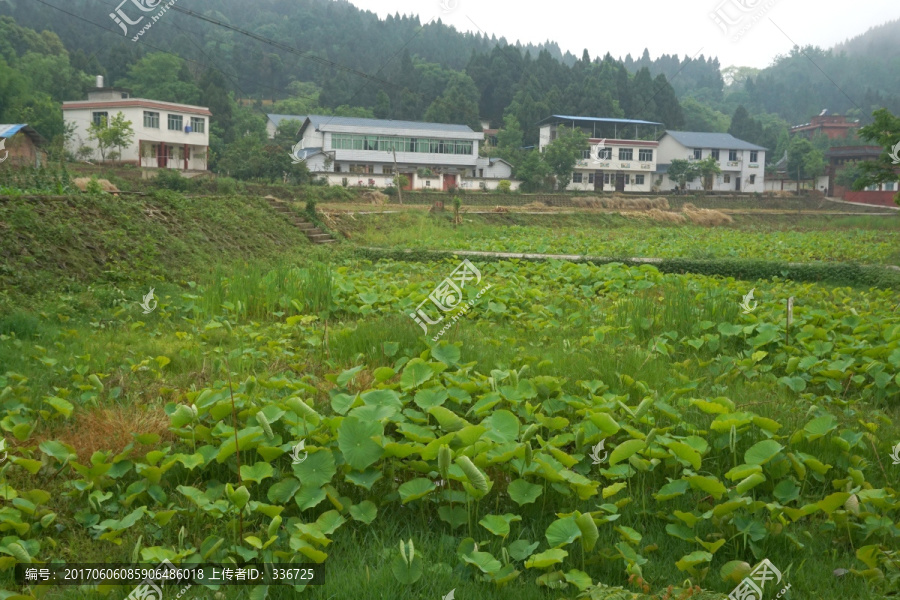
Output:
[292, 115, 516, 191]
[537, 115, 663, 192]
[656, 131, 766, 193]
[63, 79, 211, 171]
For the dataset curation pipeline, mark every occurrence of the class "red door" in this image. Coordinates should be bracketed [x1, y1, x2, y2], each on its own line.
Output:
[442, 174, 457, 191]
[157, 143, 167, 168]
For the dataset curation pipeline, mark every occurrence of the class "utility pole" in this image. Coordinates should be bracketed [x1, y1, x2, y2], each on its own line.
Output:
[393, 148, 403, 205]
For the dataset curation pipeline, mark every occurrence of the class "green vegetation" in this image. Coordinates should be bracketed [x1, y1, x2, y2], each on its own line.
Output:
[1, 190, 899, 599]
[343, 212, 900, 265]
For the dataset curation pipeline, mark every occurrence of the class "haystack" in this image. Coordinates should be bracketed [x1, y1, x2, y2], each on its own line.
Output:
[681, 203, 733, 226]
[73, 177, 121, 194]
[360, 190, 388, 205]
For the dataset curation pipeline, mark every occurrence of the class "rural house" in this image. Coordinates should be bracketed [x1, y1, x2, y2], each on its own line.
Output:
[537, 115, 663, 192]
[63, 78, 211, 171]
[291, 115, 517, 190]
[657, 131, 767, 193]
[0, 124, 47, 168]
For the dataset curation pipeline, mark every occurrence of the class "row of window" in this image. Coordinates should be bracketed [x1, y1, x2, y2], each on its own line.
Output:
[572, 173, 646, 185]
[722, 174, 757, 184]
[331, 134, 474, 155]
[693, 149, 759, 162]
[581, 148, 654, 161]
[90, 111, 205, 133]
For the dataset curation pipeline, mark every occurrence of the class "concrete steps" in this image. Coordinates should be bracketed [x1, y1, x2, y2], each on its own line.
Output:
[265, 197, 336, 244]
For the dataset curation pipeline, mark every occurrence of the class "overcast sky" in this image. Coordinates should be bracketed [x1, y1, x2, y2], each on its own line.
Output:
[347, 0, 899, 69]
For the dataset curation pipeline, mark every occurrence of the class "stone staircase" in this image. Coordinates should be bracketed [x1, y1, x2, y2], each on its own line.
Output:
[265, 197, 335, 245]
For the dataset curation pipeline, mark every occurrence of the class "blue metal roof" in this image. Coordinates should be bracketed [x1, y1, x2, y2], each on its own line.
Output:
[0, 124, 46, 145]
[538, 115, 663, 126]
[663, 130, 767, 151]
[0, 124, 27, 138]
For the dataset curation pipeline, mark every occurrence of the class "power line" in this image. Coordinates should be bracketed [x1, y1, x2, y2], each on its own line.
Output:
[168, 5, 395, 90]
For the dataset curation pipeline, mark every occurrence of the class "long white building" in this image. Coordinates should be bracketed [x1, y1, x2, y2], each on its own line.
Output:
[291, 115, 516, 191]
[656, 131, 766, 193]
[63, 82, 211, 171]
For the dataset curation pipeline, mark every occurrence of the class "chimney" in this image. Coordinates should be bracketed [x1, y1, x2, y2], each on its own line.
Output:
[96, 75, 104, 88]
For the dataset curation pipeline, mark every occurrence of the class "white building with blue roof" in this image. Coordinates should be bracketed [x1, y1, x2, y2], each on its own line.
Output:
[657, 131, 767, 193]
[290, 115, 516, 191]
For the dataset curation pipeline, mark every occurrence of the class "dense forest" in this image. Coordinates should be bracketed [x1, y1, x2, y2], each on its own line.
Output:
[1, 0, 898, 171]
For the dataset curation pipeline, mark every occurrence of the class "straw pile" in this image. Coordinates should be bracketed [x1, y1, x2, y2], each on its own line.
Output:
[681, 203, 733, 226]
[644, 208, 686, 224]
[73, 177, 121, 194]
[571, 197, 669, 210]
[360, 190, 388, 205]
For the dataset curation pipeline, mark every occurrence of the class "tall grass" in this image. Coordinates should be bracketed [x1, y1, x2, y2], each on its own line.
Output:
[195, 262, 334, 320]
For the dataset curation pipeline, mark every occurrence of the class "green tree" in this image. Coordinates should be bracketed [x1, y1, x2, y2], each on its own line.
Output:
[542, 126, 589, 190]
[667, 158, 700, 189]
[728, 105, 764, 145]
[854, 108, 900, 203]
[374, 90, 391, 119]
[87, 111, 133, 163]
[696, 156, 722, 191]
[423, 73, 481, 130]
[120, 53, 202, 105]
[786, 137, 825, 186]
[516, 149, 552, 192]
[494, 114, 524, 165]
[681, 98, 729, 132]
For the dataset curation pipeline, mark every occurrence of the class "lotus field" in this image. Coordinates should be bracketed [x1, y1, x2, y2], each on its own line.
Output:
[2, 222, 900, 600]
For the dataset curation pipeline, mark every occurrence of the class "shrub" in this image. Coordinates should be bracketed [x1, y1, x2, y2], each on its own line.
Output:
[85, 177, 104, 195]
[0, 310, 41, 339]
[497, 179, 512, 193]
[154, 169, 190, 192]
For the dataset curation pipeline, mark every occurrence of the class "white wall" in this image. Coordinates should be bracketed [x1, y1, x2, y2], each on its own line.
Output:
[657, 136, 766, 193]
[64, 102, 209, 170]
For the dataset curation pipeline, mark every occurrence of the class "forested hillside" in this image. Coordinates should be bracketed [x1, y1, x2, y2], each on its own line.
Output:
[1, 0, 898, 169]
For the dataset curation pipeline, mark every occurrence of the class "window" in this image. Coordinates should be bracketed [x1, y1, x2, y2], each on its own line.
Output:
[749, 174, 756, 184]
[330, 134, 473, 155]
[168, 114, 183, 131]
[92, 111, 108, 127]
[724, 174, 731, 183]
[750, 151, 758, 162]
[603, 173, 611, 184]
[886, 182, 896, 191]
[588, 173, 595, 184]
[693, 148, 702, 160]
[638, 149, 653, 162]
[624, 174, 631, 184]
[710, 149, 720, 160]
[382, 165, 393, 175]
[581, 149, 591, 159]
[349, 164, 370, 174]
[426, 180, 431, 187]
[144, 111, 159, 128]
[190, 117, 205, 133]
[635, 175, 645, 185]
[618, 148, 633, 161]
[598, 147, 612, 159]
[572, 173, 584, 183]
[728, 150, 739, 161]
